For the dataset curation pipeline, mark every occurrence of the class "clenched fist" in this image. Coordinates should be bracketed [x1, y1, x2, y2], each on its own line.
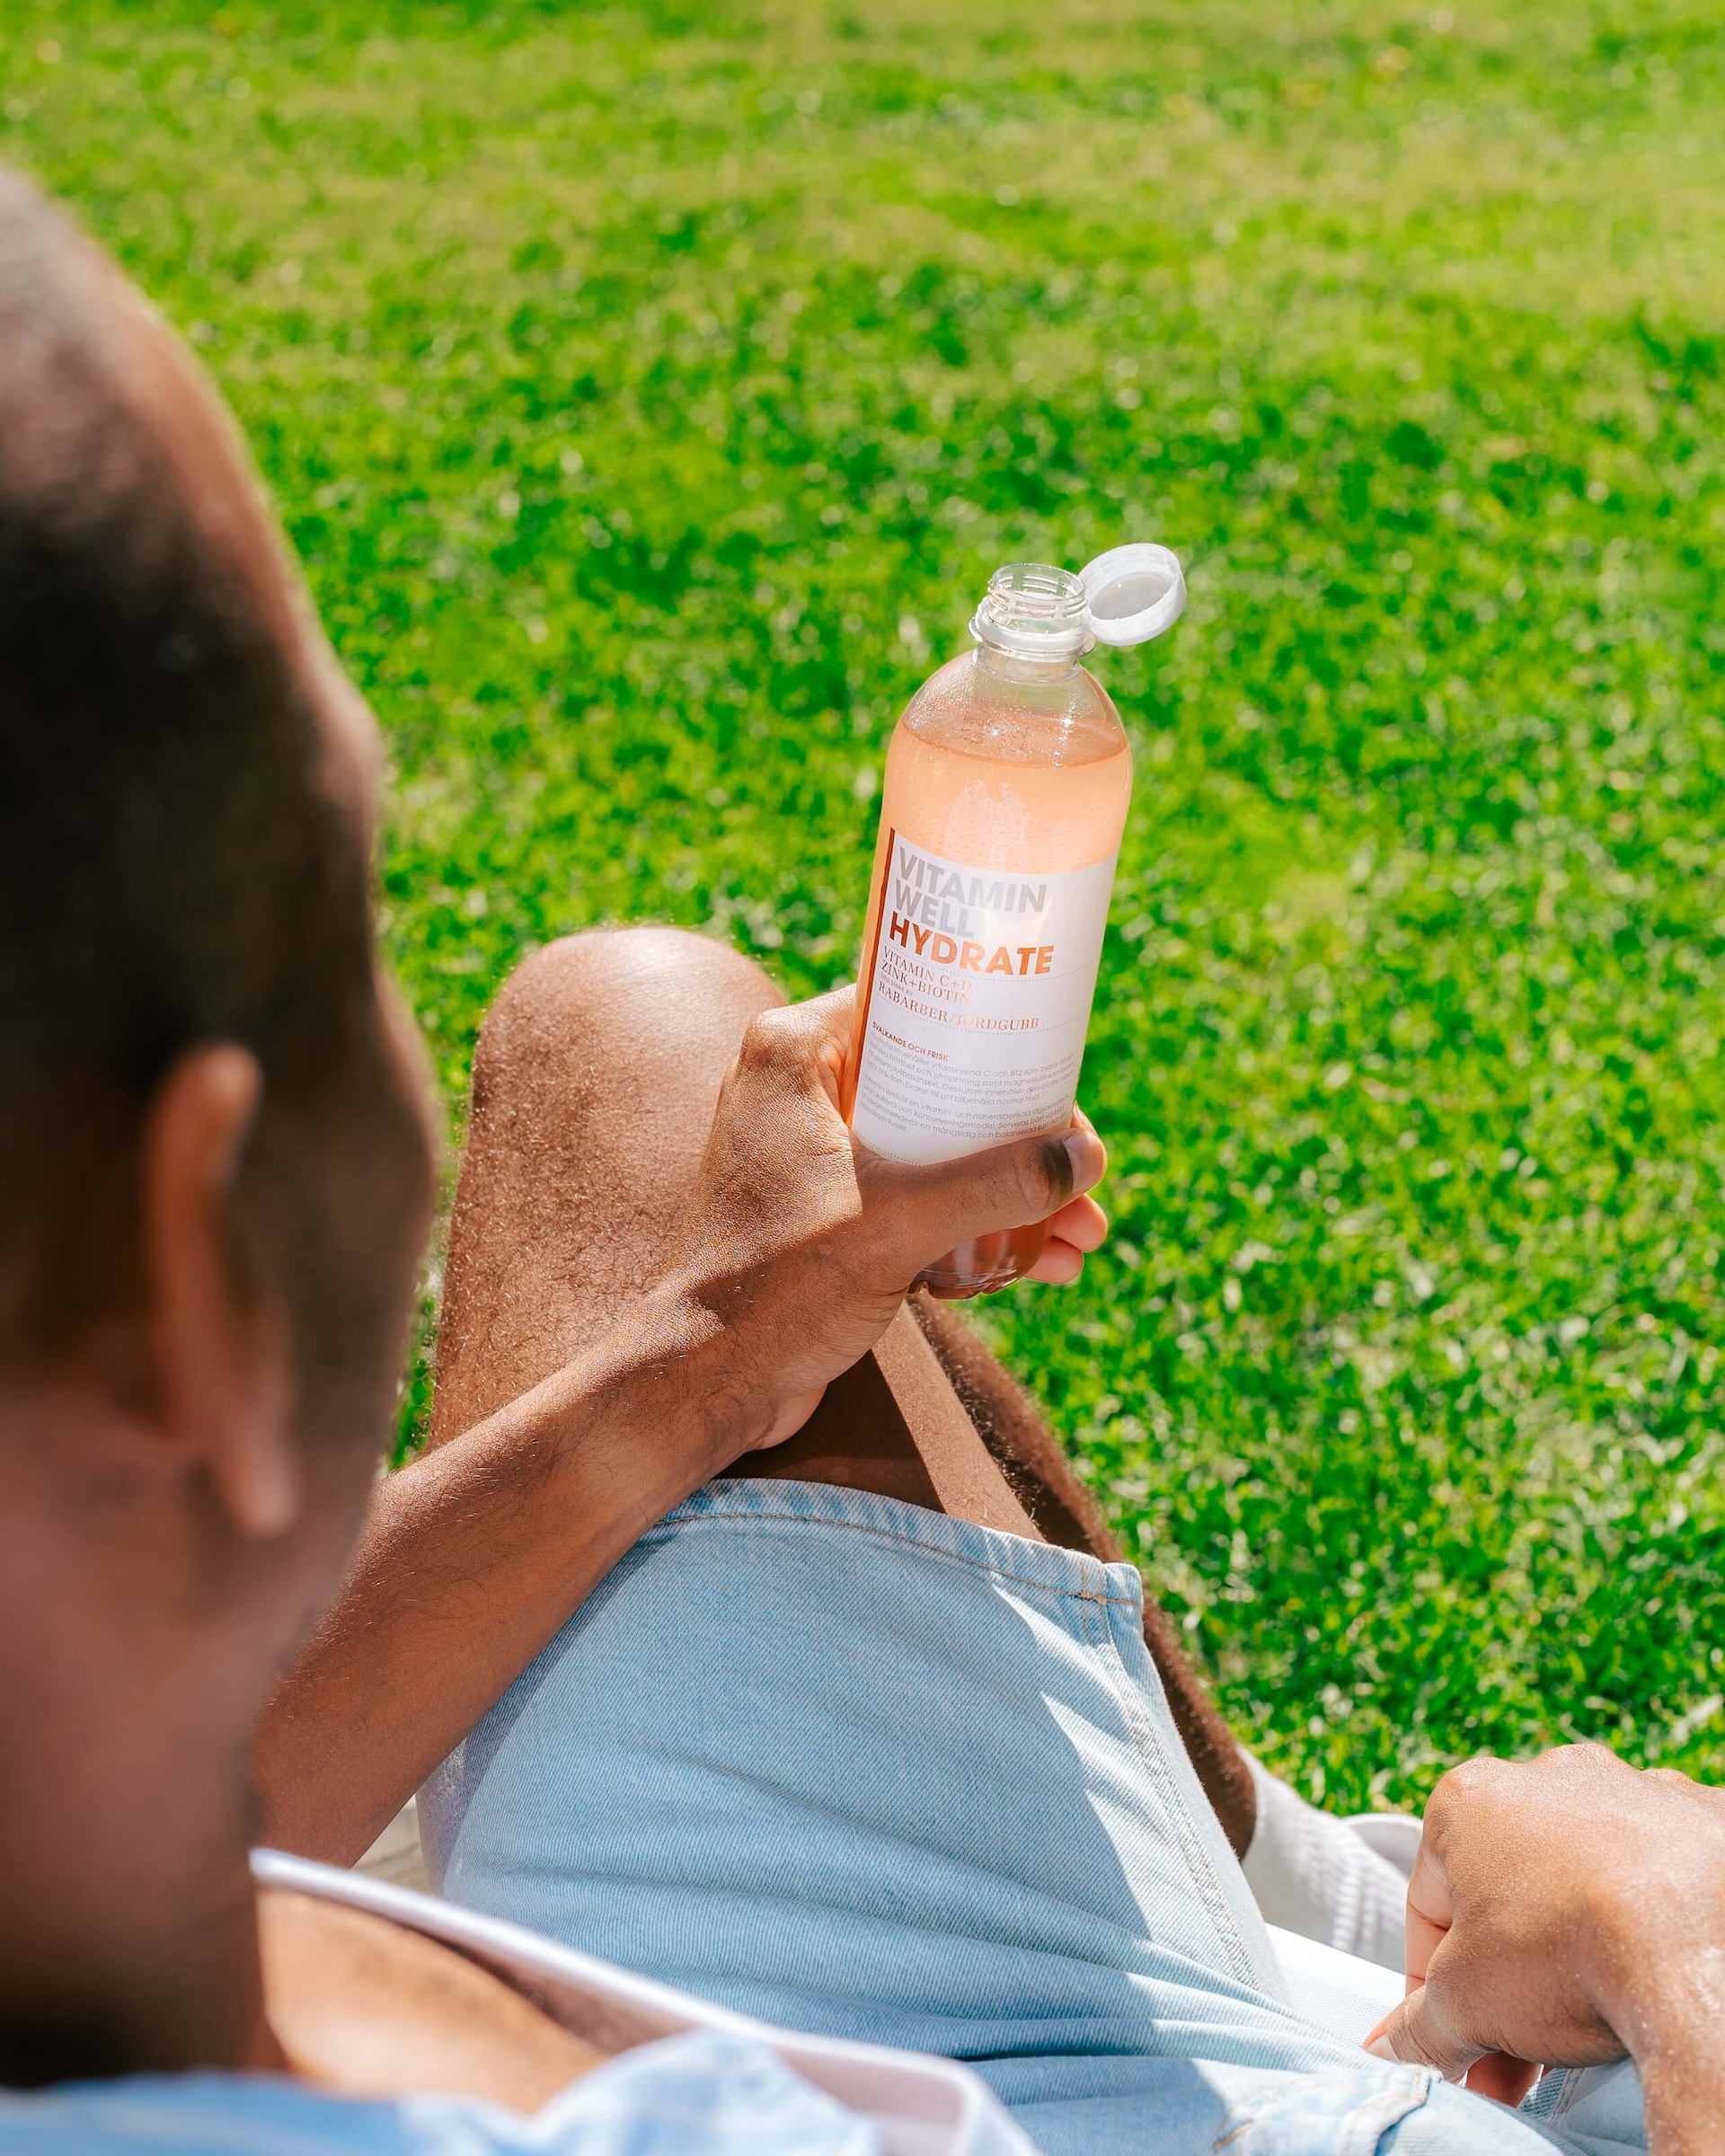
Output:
[1367, 1744, 1725, 2154]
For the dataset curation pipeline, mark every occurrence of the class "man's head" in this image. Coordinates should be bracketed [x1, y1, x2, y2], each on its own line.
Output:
[0, 167, 438, 2070]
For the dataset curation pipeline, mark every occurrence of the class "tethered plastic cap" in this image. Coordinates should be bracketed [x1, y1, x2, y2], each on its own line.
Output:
[1079, 543, 1187, 647]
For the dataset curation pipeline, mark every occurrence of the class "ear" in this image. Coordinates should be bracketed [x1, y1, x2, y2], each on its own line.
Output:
[141, 1045, 299, 1539]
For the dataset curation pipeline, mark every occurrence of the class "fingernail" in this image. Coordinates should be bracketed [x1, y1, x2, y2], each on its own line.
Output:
[1065, 1128, 1103, 1188]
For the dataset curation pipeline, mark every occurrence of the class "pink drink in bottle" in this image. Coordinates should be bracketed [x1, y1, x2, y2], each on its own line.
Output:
[843, 546, 1185, 1296]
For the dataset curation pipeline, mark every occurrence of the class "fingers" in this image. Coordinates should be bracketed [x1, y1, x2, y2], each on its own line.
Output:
[1367, 1979, 1483, 2085]
[747, 994, 1113, 1270]
[1048, 1193, 1109, 1251]
[879, 1118, 1107, 1251]
[734, 988, 857, 1098]
[1022, 1197, 1109, 1285]
[1464, 2054, 1542, 2108]
[1363, 1828, 1473, 2078]
[1403, 1832, 1454, 1987]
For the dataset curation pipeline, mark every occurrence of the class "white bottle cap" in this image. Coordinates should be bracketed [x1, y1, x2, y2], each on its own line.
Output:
[1078, 543, 1187, 647]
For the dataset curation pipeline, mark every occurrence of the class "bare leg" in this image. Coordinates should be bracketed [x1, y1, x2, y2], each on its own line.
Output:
[431, 926, 772, 1442]
[431, 928, 1038, 1534]
[433, 927, 1253, 1853]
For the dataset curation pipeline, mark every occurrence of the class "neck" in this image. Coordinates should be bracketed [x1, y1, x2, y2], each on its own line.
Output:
[0, 1770, 276, 2089]
[0, 1390, 281, 2087]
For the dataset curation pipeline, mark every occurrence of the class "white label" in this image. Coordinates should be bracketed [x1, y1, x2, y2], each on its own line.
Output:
[851, 833, 1118, 1165]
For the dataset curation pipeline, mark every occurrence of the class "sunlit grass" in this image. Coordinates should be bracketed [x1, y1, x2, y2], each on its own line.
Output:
[9, 0, 1725, 1804]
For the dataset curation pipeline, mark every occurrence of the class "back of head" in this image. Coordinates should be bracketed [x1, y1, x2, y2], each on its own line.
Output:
[0, 173, 442, 2097]
[0, 171, 416, 1401]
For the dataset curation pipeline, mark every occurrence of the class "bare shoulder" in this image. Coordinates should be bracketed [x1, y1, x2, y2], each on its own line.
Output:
[259, 1886, 609, 2113]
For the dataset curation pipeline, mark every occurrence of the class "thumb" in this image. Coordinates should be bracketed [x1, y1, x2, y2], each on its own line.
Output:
[871, 1120, 1107, 1253]
[1367, 1980, 1482, 2085]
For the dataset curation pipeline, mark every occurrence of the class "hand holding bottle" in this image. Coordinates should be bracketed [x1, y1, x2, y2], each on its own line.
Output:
[845, 544, 1184, 1295]
[666, 984, 1108, 1449]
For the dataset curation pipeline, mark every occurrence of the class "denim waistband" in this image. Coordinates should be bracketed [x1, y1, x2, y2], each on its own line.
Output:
[650, 1476, 1151, 1611]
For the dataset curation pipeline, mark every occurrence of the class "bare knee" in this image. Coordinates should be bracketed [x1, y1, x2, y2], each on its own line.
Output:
[488, 925, 782, 1034]
[473, 926, 783, 1100]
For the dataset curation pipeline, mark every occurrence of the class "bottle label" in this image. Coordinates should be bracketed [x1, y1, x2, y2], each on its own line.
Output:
[851, 831, 1118, 1165]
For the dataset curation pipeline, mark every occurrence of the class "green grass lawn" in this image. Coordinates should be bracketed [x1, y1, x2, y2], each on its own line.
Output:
[10, 0, 1725, 1807]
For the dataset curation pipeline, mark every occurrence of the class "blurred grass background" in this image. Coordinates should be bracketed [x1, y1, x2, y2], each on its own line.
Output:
[7, 0, 1724, 1806]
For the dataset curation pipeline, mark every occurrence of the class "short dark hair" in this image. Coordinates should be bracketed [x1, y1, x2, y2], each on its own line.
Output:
[0, 172, 379, 1369]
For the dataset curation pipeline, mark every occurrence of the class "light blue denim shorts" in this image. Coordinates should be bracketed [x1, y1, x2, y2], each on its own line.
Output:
[420, 1479, 1646, 2155]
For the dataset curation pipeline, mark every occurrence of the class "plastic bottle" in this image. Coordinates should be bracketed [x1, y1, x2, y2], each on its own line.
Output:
[843, 545, 1186, 1297]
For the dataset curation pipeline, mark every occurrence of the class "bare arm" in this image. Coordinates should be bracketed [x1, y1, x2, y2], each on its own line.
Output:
[257, 1291, 765, 1861]
[257, 987, 1106, 1861]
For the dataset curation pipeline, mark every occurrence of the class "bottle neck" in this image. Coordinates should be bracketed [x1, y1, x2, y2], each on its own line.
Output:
[969, 561, 1092, 676]
[973, 641, 1085, 686]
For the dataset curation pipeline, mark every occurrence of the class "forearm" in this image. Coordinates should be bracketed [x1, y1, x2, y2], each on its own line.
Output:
[1587, 1913, 1725, 2156]
[256, 1288, 748, 1864]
